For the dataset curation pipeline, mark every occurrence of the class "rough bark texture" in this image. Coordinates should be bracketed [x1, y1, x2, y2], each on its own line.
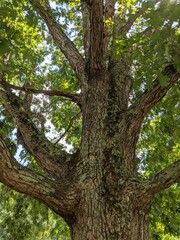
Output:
[70, 65, 153, 239]
[0, 1, 180, 240]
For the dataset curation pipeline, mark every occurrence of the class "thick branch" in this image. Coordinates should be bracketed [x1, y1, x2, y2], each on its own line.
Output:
[89, 0, 104, 72]
[122, 65, 179, 173]
[0, 136, 78, 223]
[132, 65, 180, 118]
[1, 81, 81, 106]
[145, 160, 180, 195]
[0, 89, 70, 179]
[81, 0, 90, 60]
[29, 0, 86, 86]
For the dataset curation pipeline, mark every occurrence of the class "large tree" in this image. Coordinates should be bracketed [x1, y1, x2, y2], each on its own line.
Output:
[0, 0, 180, 239]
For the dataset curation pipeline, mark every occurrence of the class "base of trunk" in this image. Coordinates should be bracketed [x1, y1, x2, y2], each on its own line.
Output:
[71, 191, 151, 240]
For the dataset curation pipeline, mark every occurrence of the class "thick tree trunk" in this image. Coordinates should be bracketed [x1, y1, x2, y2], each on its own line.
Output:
[71, 193, 151, 240]
[67, 69, 152, 240]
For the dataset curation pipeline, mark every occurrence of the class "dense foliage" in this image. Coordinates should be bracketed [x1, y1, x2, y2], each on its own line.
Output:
[0, 0, 179, 239]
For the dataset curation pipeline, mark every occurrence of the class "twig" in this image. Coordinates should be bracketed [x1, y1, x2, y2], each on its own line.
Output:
[54, 111, 81, 144]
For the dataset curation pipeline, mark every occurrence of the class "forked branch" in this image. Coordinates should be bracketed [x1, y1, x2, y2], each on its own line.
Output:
[0, 136, 78, 222]
[123, 65, 179, 171]
[0, 135, 56, 197]
[120, 8, 144, 35]
[0, 89, 70, 179]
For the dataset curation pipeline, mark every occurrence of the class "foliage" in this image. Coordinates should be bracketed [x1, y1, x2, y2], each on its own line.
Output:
[0, 184, 70, 239]
[150, 185, 180, 240]
[0, 0, 179, 239]
[136, 84, 180, 239]
[137, 84, 180, 177]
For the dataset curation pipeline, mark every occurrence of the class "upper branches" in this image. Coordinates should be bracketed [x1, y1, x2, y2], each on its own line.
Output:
[119, 7, 145, 35]
[1, 81, 81, 106]
[29, 0, 86, 87]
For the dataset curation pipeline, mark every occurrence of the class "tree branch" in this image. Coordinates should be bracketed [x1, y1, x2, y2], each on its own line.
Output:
[29, 0, 86, 87]
[145, 160, 180, 195]
[81, 0, 91, 60]
[0, 136, 78, 224]
[122, 65, 179, 173]
[0, 81, 81, 106]
[132, 65, 180, 118]
[0, 88, 71, 180]
[89, 0, 104, 72]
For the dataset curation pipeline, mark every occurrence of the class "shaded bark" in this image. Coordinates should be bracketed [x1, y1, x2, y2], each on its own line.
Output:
[103, 0, 115, 58]
[81, 0, 91, 59]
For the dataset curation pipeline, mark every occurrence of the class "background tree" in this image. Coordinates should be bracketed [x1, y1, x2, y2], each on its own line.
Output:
[0, 0, 180, 239]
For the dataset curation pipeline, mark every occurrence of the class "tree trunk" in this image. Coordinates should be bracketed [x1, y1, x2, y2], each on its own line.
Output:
[68, 69, 152, 240]
[71, 192, 151, 240]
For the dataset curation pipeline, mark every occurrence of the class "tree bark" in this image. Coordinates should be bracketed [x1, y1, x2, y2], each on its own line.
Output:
[67, 62, 179, 238]
[71, 181, 152, 240]
[67, 68, 152, 239]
